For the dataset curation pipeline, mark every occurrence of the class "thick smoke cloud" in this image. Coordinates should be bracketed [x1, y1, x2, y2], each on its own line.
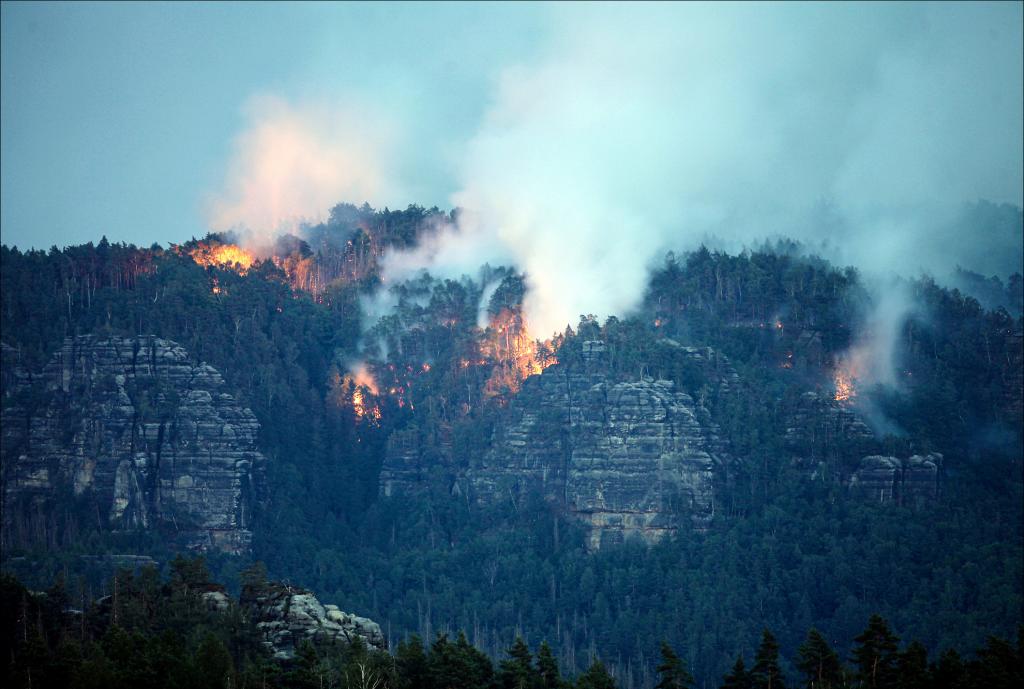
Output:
[207, 95, 401, 248]
[210, 3, 1022, 339]
[441, 2, 1023, 335]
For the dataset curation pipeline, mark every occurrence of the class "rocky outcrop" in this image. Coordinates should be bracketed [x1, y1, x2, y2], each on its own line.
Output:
[848, 453, 942, 504]
[448, 341, 727, 548]
[1, 336, 265, 554]
[243, 582, 385, 660]
[784, 392, 876, 466]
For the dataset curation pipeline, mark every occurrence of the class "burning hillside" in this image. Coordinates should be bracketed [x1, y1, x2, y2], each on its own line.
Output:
[833, 363, 858, 403]
[186, 241, 256, 273]
[481, 309, 557, 396]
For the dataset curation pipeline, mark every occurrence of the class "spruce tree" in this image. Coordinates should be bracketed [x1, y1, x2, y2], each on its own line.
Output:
[499, 636, 539, 689]
[655, 641, 695, 689]
[722, 655, 753, 689]
[537, 641, 563, 689]
[752, 630, 787, 689]
[576, 659, 617, 689]
[896, 641, 929, 689]
[395, 635, 429, 689]
[850, 615, 899, 689]
[796, 629, 842, 689]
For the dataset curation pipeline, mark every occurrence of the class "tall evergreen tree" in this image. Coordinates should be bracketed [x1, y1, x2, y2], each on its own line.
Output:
[395, 635, 429, 689]
[796, 629, 843, 689]
[655, 641, 695, 689]
[930, 648, 965, 689]
[536, 641, 563, 689]
[499, 636, 539, 689]
[850, 615, 899, 689]
[576, 659, 617, 689]
[752, 630, 786, 689]
[896, 641, 929, 689]
[722, 656, 753, 689]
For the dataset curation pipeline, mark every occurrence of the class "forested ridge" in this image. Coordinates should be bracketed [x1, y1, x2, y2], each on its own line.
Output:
[2, 563, 1021, 688]
[1, 202, 1021, 687]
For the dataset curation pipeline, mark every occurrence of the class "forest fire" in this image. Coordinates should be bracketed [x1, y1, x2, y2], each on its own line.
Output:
[833, 368, 857, 403]
[188, 242, 256, 273]
[347, 364, 381, 422]
[481, 309, 557, 396]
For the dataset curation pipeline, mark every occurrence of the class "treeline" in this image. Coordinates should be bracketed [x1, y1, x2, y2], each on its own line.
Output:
[2, 565, 1020, 689]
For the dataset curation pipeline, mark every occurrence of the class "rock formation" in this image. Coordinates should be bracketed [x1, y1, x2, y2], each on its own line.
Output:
[848, 453, 943, 504]
[784, 391, 876, 466]
[242, 582, 386, 660]
[383, 341, 729, 549]
[1, 335, 265, 554]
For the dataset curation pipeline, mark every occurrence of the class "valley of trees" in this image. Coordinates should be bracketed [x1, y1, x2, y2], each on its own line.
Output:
[1, 202, 1021, 686]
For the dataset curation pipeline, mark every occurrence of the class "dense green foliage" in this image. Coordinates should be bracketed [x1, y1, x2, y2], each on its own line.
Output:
[2, 568, 1021, 689]
[1, 203, 1021, 687]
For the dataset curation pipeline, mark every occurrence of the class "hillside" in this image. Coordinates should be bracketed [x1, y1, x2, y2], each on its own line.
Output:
[1, 203, 1022, 686]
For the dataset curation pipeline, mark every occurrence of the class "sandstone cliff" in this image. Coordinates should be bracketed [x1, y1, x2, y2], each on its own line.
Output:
[1, 336, 265, 554]
[848, 453, 943, 504]
[384, 341, 730, 549]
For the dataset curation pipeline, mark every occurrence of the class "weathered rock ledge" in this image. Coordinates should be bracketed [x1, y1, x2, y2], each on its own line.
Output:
[1, 335, 265, 554]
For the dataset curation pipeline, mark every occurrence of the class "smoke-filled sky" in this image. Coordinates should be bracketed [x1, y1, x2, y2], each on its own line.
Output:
[2, 1, 1022, 333]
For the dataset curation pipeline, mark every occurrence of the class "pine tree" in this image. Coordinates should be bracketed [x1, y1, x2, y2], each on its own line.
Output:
[576, 659, 617, 689]
[971, 635, 1022, 689]
[930, 648, 964, 689]
[722, 656, 753, 689]
[850, 615, 899, 689]
[499, 636, 539, 689]
[395, 635, 429, 689]
[655, 641, 695, 689]
[796, 629, 843, 689]
[752, 630, 787, 689]
[896, 641, 929, 689]
[537, 641, 563, 689]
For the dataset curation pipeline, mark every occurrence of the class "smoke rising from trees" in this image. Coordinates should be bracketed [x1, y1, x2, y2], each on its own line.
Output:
[208, 3, 1022, 339]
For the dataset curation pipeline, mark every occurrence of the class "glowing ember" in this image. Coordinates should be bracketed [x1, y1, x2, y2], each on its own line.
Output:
[834, 370, 856, 403]
[346, 363, 380, 421]
[188, 242, 255, 273]
[481, 309, 557, 396]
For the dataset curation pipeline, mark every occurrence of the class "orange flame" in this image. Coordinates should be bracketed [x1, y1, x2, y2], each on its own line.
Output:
[481, 309, 557, 397]
[188, 242, 256, 273]
[346, 363, 380, 421]
[834, 367, 857, 403]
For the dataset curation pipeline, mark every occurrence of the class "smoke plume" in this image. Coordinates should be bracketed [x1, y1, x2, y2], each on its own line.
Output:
[415, 3, 1022, 336]
[207, 95, 400, 249]
[209, 3, 1022, 347]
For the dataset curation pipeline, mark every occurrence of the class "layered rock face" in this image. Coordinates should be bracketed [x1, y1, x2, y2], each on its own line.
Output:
[784, 391, 876, 466]
[243, 582, 386, 660]
[385, 341, 728, 548]
[849, 453, 943, 504]
[1, 336, 265, 554]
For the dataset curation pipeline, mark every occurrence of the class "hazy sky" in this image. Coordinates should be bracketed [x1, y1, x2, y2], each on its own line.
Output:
[1, 1, 546, 249]
[2, 1, 1022, 320]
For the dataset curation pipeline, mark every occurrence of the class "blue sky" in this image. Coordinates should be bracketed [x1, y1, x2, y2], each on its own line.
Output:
[1, 1, 547, 249]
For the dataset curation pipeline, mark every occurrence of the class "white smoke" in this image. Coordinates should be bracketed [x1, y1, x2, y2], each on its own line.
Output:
[414, 3, 1022, 336]
[839, 279, 917, 390]
[206, 94, 401, 249]
[208, 3, 1021, 347]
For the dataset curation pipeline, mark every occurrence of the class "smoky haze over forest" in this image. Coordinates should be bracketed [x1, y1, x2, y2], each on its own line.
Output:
[3, 2, 1022, 335]
[205, 3, 1023, 335]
